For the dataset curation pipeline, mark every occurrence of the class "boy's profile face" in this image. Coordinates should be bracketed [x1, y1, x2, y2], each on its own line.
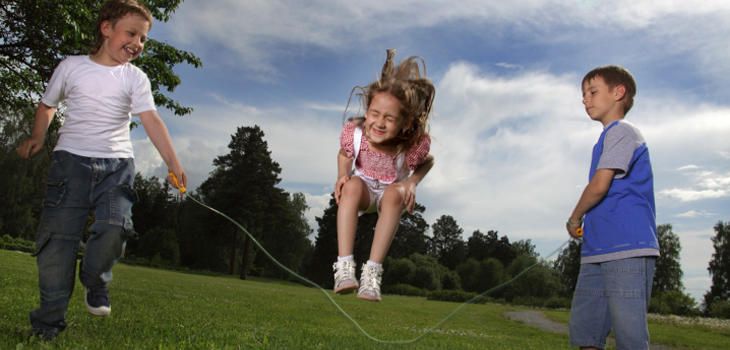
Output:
[94, 13, 150, 66]
[582, 75, 626, 126]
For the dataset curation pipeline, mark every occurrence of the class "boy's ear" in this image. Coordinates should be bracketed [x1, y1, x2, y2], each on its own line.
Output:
[100, 20, 113, 37]
[613, 84, 627, 101]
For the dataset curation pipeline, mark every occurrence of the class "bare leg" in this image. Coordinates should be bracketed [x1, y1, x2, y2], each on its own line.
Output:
[336, 177, 370, 257]
[368, 183, 406, 263]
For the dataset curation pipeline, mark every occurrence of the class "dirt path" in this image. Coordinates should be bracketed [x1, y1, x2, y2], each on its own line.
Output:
[503, 310, 676, 350]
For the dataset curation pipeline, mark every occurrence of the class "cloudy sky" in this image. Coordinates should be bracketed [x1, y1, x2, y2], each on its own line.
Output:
[130, 0, 730, 303]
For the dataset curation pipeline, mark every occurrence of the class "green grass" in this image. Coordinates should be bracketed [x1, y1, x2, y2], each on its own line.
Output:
[1, 249, 728, 349]
[544, 307, 730, 349]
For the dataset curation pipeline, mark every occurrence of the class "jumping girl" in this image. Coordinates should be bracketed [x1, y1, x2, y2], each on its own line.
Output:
[333, 49, 435, 302]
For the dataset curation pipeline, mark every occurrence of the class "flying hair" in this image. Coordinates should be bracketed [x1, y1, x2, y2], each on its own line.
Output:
[344, 49, 435, 153]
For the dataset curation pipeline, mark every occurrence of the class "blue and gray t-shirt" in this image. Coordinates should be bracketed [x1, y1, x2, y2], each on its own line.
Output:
[581, 120, 660, 263]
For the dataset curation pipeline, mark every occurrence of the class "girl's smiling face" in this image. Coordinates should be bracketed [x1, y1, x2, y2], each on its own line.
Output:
[363, 92, 406, 151]
[93, 13, 150, 66]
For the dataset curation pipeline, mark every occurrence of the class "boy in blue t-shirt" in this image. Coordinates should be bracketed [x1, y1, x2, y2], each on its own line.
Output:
[565, 65, 659, 350]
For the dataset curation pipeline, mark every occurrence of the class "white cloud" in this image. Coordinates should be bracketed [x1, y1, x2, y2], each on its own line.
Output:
[676, 210, 716, 218]
[134, 97, 340, 193]
[166, 0, 730, 82]
[495, 62, 523, 70]
[678, 165, 699, 171]
[658, 171, 730, 202]
[303, 192, 333, 238]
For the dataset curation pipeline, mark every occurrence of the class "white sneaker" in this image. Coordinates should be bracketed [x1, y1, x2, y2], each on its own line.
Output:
[333, 260, 359, 294]
[357, 264, 383, 302]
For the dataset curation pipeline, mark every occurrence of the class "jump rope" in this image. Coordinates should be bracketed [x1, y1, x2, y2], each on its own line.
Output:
[169, 173, 582, 344]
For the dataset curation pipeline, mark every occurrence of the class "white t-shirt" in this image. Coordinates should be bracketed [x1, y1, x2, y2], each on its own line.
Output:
[42, 55, 156, 158]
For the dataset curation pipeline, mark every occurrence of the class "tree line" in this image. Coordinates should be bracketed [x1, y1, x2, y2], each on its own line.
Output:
[1, 0, 728, 319]
[3, 120, 729, 317]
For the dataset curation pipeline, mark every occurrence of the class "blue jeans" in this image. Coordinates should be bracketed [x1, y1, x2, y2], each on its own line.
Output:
[29, 151, 137, 335]
[569, 257, 656, 350]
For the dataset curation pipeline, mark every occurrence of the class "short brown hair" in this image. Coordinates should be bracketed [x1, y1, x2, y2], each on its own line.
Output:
[582, 65, 637, 114]
[90, 0, 153, 54]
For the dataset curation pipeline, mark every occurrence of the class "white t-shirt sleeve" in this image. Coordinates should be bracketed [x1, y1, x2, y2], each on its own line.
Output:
[130, 69, 156, 115]
[41, 59, 70, 108]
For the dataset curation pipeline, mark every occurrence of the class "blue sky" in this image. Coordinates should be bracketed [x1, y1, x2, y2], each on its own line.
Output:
[130, 0, 730, 304]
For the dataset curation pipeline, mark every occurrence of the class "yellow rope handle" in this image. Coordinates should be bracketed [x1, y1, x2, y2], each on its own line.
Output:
[168, 172, 187, 194]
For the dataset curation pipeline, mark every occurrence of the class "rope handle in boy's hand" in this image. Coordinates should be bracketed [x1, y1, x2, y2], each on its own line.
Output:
[169, 172, 186, 194]
[165, 171, 579, 344]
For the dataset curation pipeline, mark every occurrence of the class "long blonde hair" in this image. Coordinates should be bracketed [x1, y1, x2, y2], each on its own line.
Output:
[345, 49, 435, 152]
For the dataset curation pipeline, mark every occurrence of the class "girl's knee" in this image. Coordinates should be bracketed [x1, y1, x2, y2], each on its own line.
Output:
[381, 186, 405, 209]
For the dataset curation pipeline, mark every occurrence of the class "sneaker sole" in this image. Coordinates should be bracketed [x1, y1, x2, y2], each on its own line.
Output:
[84, 290, 111, 316]
[334, 283, 359, 294]
[356, 294, 381, 302]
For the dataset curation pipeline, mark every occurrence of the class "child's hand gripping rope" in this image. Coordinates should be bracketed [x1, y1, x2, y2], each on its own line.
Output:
[168, 172, 186, 194]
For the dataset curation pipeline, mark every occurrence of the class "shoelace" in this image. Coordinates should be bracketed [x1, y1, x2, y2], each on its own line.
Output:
[333, 261, 356, 285]
[360, 266, 382, 291]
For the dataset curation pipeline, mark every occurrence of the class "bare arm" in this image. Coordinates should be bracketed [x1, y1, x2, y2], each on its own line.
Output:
[566, 168, 615, 237]
[402, 153, 434, 213]
[17, 103, 56, 159]
[334, 148, 353, 204]
[138, 110, 187, 188]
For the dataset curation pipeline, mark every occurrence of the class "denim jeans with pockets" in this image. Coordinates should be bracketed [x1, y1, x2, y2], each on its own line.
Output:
[569, 256, 656, 350]
[29, 150, 137, 335]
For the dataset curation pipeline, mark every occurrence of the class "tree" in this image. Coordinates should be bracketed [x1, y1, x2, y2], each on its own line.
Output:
[466, 230, 495, 261]
[504, 255, 564, 302]
[704, 221, 730, 311]
[457, 257, 505, 294]
[198, 125, 285, 279]
[0, 0, 201, 118]
[252, 191, 313, 280]
[427, 215, 466, 269]
[389, 203, 429, 259]
[511, 239, 538, 259]
[0, 108, 50, 240]
[653, 224, 684, 293]
[307, 195, 338, 287]
[553, 239, 581, 296]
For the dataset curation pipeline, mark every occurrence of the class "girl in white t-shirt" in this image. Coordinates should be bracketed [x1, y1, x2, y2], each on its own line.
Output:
[333, 49, 435, 302]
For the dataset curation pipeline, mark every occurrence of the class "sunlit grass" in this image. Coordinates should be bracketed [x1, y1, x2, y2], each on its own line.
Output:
[2, 249, 728, 349]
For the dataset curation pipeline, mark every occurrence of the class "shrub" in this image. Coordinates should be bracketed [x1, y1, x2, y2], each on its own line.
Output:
[649, 290, 700, 316]
[543, 296, 571, 309]
[428, 289, 479, 303]
[383, 283, 427, 297]
[511, 296, 547, 308]
[708, 300, 730, 319]
[412, 266, 440, 290]
[441, 270, 461, 290]
[0, 234, 34, 253]
[383, 258, 416, 286]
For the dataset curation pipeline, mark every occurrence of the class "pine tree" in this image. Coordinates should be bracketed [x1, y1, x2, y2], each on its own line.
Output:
[427, 215, 466, 269]
[553, 239, 581, 296]
[704, 221, 730, 310]
[653, 224, 684, 293]
[198, 125, 284, 279]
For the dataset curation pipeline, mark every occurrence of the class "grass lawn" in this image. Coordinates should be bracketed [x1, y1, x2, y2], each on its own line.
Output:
[1, 249, 729, 349]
